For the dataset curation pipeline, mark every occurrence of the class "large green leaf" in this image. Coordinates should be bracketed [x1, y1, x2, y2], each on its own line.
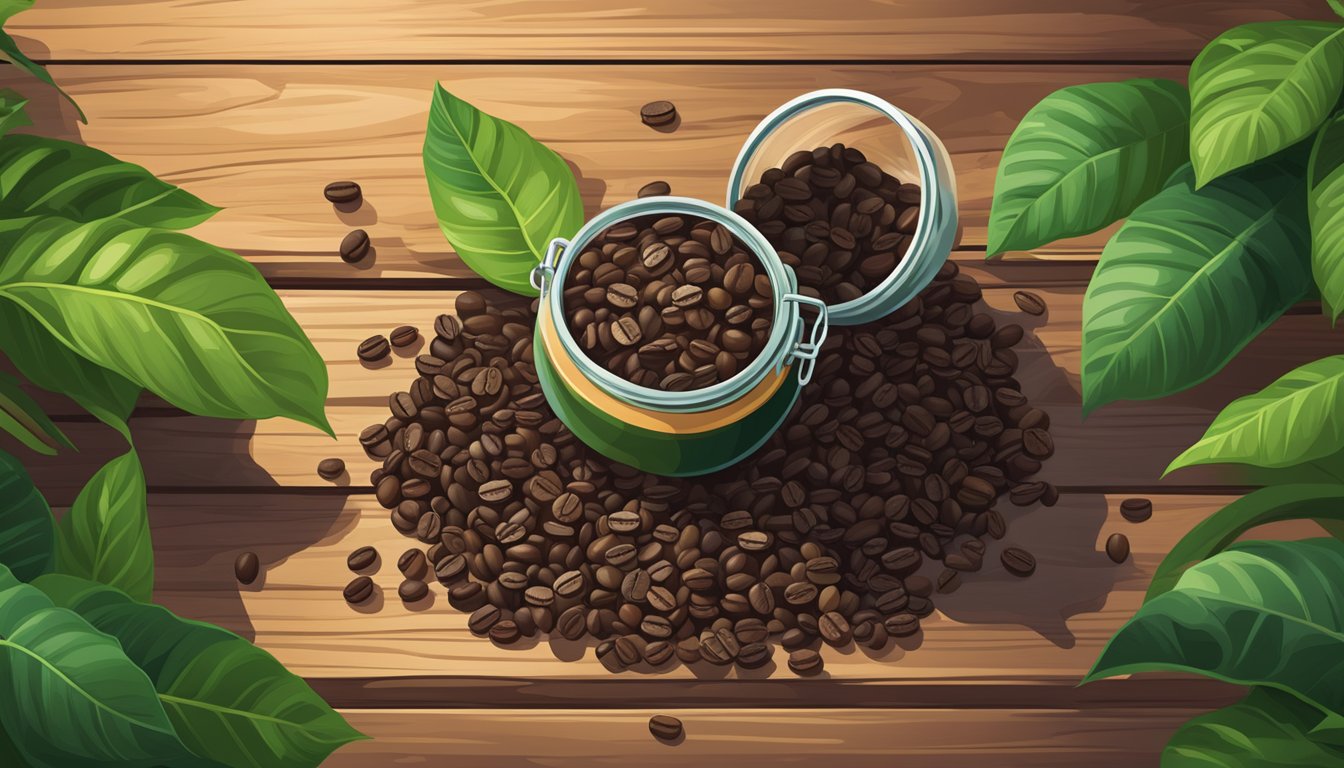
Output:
[35, 574, 366, 768]
[1080, 159, 1311, 414]
[1144, 484, 1344, 601]
[0, 448, 54, 581]
[1310, 111, 1344, 320]
[424, 84, 584, 296]
[0, 302, 139, 438]
[1086, 539, 1344, 720]
[1189, 21, 1344, 186]
[0, 564, 193, 768]
[0, 369, 71, 455]
[0, 1, 83, 122]
[0, 134, 218, 229]
[0, 216, 331, 434]
[1168, 357, 1344, 472]
[55, 450, 152, 602]
[1164, 688, 1344, 767]
[987, 78, 1190, 257]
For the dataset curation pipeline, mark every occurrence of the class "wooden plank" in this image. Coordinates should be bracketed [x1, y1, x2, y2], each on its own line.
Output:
[13, 288, 1338, 497]
[6, 64, 1185, 282]
[11, 1, 1329, 62]
[328, 708, 1203, 767]
[84, 489, 1319, 697]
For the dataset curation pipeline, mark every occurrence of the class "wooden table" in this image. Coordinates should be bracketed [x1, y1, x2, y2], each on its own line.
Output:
[5, 2, 1338, 764]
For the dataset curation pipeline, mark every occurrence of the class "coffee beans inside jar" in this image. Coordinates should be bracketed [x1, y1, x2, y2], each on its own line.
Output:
[356, 242, 1056, 676]
[562, 214, 773, 391]
[735, 143, 921, 307]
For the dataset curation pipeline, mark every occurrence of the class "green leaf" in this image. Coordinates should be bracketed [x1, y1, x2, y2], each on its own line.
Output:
[0, 134, 218, 229]
[1333, 0, 1344, 20]
[0, 564, 193, 768]
[55, 450, 152, 602]
[0, 369, 71, 455]
[0, 216, 331, 434]
[1163, 688, 1344, 767]
[1080, 159, 1311, 414]
[0, 448, 54, 581]
[0, 87, 30, 135]
[0, 1, 84, 122]
[987, 78, 1190, 257]
[424, 84, 584, 296]
[1144, 484, 1344, 601]
[1086, 538, 1344, 721]
[35, 574, 367, 768]
[1309, 111, 1344, 320]
[1168, 356, 1344, 472]
[1189, 21, 1344, 186]
[0, 302, 139, 438]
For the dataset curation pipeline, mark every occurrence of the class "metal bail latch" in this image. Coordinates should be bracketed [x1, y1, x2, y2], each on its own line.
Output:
[530, 238, 569, 296]
[782, 293, 829, 386]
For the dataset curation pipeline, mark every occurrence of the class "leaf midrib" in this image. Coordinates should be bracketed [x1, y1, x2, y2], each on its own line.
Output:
[432, 97, 544, 261]
[1087, 190, 1291, 401]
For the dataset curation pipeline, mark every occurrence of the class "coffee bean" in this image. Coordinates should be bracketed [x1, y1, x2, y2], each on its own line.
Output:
[818, 611, 852, 646]
[884, 613, 920, 637]
[317, 457, 345, 480]
[1001, 547, 1036, 577]
[649, 715, 683, 741]
[640, 100, 677, 127]
[398, 579, 428, 602]
[389, 325, 419, 348]
[347, 546, 378, 572]
[343, 576, 374, 604]
[787, 648, 824, 676]
[340, 229, 371, 263]
[1013, 290, 1047, 316]
[234, 552, 260, 584]
[1120, 498, 1153, 523]
[1106, 533, 1131, 563]
[357, 335, 390, 362]
[397, 548, 427, 579]
[638, 180, 672, 198]
[936, 568, 961, 594]
[324, 180, 361, 204]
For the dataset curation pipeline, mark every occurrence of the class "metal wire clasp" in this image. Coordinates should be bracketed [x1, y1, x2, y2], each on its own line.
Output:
[781, 293, 829, 386]
[530, 238, 568, 296]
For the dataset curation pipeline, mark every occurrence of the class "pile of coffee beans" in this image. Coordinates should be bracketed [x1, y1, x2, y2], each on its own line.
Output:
[562, 214, 773, 391]
[733, 143, 920, 306]
[356, 251, 1055, 676]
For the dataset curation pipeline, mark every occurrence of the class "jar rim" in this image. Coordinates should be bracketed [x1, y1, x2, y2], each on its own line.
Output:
[542, 196, 801, 413]
[726, 88, 958, 326]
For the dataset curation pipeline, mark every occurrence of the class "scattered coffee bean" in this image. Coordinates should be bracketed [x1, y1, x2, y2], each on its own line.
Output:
[389, 325, 420, 349]
[340, 229, 371, 263]
[640, 101, 677, 127]
[324, 180, 361, 205]
[788, 648, 824, 676]
[1106, 533, 1130, 563]
[1013, 290, 1046, 316]
[398, 579, 429, 603]
[343, 576, 375, 604]
[347, 546, 378, 572]
[234, 551, 260, 585]
[735, 144, 921, 306]
[638, 180, 672, 198]
[1001, 547, 1036, 577]
[357, 335, 390, 362]
[397, 548, 428, 579]
[648, 715, 683, 741]
[564, 213, 772, 391]
[317, 457, 345, 480]
[1120, 497, 1153, 523]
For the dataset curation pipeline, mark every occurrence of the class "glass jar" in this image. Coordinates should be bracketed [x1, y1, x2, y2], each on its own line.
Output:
[531, 89, 958, 476]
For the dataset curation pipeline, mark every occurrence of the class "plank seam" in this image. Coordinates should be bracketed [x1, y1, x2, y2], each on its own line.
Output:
[35, 58, 1194, 67]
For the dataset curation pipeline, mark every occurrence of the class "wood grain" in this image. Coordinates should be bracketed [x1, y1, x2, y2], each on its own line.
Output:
[94, 490, 1319, 695]
[11, 1, 1330, 62]
[13, 287, 1337, 499]
[328, 708, 1205, 767]
[5, 64, 1185, 282]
